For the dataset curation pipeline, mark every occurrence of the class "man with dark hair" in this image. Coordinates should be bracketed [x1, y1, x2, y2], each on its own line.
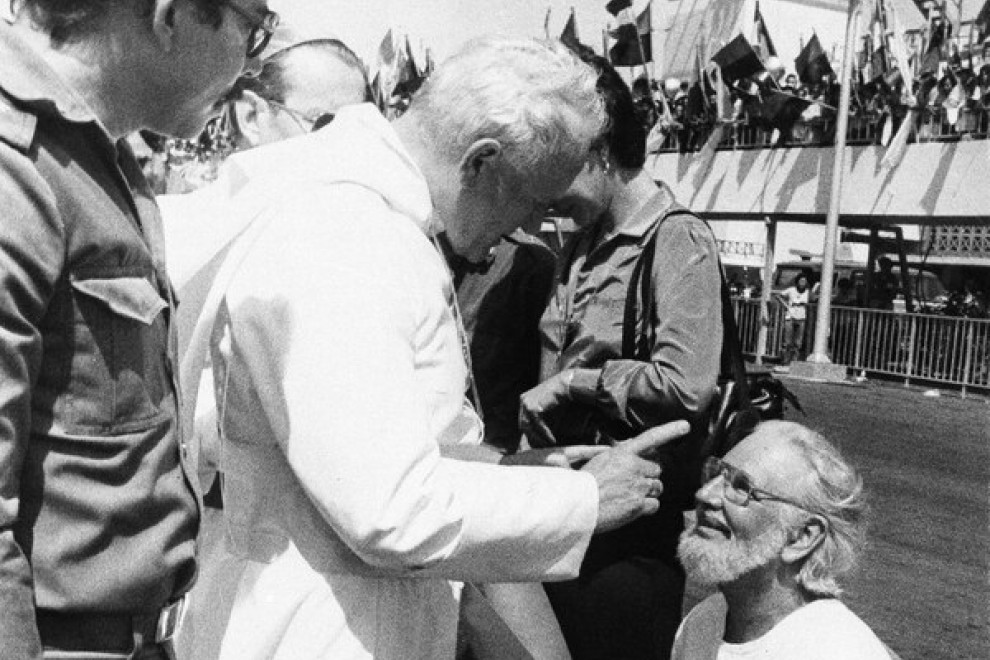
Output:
[0, 1, 274, 657]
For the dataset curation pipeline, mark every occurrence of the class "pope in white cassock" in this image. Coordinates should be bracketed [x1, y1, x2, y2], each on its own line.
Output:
[168, 37, 685, 660]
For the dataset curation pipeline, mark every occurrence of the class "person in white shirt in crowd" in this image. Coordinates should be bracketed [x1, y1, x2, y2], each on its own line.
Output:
[776, 273, 810, 367]
[177, 36, 685, 660]
[672, 420, 897, 660]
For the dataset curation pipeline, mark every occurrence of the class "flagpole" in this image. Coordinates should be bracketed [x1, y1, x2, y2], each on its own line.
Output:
[807, 0, 863, 366]
[633, 7, 652, 87]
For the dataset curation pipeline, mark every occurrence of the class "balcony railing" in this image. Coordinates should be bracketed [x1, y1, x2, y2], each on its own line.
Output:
[732, 299, 990, 395]
[653, 106, 990, 153]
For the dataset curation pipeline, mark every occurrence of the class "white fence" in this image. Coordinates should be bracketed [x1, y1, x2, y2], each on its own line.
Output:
[732, 299, 990, 395]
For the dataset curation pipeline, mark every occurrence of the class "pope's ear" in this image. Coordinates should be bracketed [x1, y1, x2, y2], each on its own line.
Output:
[150, 0, 179, 51]
[458, 138, 502, 187]
[780, 516, 827, 566]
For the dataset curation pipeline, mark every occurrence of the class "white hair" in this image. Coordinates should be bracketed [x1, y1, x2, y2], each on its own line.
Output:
[762, 421, 869, 598]
[407, 36, 606, 179]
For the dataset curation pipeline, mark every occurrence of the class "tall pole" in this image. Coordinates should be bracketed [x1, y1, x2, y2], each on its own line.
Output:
[807, 0, 862, 364]
[756, 216, 777, 365]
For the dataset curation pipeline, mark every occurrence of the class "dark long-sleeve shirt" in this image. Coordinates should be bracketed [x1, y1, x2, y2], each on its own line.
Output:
[0, 24, 198, 658]
[442, 230, 556, 452]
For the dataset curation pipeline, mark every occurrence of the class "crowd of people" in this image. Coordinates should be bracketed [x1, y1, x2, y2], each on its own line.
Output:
[637, 43, 990, 152]
[1, 2, 904, 660]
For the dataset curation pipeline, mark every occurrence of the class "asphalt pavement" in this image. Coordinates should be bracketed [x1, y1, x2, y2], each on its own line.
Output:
[684, 376, 990, 660]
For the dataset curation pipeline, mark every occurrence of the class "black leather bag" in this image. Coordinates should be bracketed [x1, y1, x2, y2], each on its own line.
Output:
[702, 277, 803, 461]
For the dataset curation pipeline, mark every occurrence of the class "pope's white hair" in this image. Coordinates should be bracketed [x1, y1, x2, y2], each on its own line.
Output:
[407, 36, 606, 179]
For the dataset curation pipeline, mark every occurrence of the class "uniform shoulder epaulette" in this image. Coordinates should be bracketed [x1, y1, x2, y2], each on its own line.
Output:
[0, 93, 38, 153]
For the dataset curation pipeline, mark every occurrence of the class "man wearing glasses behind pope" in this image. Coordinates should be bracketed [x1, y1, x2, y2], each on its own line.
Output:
[673, 421, 899, 660]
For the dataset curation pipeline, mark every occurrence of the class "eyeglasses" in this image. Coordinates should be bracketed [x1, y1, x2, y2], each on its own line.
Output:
[701, 456, 826, 516]
[266, 100, 335, 132]
[221, 1, 279, 59]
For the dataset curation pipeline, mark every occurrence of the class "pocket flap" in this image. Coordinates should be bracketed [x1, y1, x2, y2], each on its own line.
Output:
[71, 276, 168, 325]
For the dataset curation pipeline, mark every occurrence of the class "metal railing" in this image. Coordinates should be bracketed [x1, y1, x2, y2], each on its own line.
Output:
[653, 106, 990, 153]
[731, 298, 990, 395]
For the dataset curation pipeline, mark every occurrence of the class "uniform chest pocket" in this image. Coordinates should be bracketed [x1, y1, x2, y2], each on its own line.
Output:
[57, 275, 172, 432]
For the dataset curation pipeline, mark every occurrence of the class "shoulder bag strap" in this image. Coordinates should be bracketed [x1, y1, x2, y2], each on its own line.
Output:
[621, 205, 694, 361]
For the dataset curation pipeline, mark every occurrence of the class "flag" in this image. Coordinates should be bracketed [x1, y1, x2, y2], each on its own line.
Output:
[918, 18, 948, 78]
[393, 36, 424, 97]
[561, 9, 580, 49]
[609, 4, 651, 66]
[712, 34, 765, 84]
[707, 63, 734, 122]
[753, 1, 777, 60]
[977, 0, 990, 41]
[605, 0, 631, 17]
[423, 48, 436, 77]
[794, 33, 834, 84]
[755, 90, 810, 132]
[881, 109, 917, 169]
[377, 29, 395, 66]
[370, 71, 385, 112]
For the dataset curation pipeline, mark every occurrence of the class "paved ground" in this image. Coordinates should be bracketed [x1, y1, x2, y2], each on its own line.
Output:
[684, 377, 990, 660]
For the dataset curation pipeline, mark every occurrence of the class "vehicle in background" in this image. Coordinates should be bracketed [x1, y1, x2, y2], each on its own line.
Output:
[772, 259, 949, 313]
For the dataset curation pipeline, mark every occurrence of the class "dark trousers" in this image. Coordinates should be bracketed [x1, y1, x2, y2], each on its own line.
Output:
[544, 512, 685, 660]
[784, 319, 806, 365]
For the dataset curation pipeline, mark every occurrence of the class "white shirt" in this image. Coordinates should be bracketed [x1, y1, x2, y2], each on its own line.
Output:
[782, 286, 810, 321]
[166, 105, 598, 660]
[671, 593, 892, 660]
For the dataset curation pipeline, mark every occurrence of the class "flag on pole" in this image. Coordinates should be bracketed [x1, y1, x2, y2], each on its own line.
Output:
[794, 33, 834, 84]
[423, 47, 436, 77]
[605, 0, 631, 17]
[609, 3, 651, 66]
[753, 1, 777, 60]
[977, 0, 990, 41]
[393, 35, 424, 97]
[378, 29, 395, 66]
[561, 8, 580, 49]
[918, 16, 948, 78]
[712, 34, 765, 84]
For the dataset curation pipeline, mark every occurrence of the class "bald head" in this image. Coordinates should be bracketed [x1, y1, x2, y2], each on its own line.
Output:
[231, 39, 373, 148]
[262, 40, 372, 115]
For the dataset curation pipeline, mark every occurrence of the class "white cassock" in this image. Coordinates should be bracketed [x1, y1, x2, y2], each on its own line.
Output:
[162, 104, 597, 660]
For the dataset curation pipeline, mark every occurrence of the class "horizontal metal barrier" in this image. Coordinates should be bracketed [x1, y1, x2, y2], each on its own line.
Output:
[653, 106, 990, 153]
[730, 298, 990, 395]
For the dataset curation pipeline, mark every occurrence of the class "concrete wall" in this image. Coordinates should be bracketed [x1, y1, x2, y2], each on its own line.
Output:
[649, 140, 990, 224]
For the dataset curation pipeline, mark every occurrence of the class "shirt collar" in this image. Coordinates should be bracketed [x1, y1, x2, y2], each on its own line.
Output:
[616, 181, 677, 243]
[0, 21, 103, 126]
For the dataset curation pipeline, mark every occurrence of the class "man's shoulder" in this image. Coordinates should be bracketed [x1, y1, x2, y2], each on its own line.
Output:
[774, 599, 891, 659]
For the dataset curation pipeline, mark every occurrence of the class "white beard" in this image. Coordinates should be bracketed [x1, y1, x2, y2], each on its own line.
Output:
[677, 520, 788, 586]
